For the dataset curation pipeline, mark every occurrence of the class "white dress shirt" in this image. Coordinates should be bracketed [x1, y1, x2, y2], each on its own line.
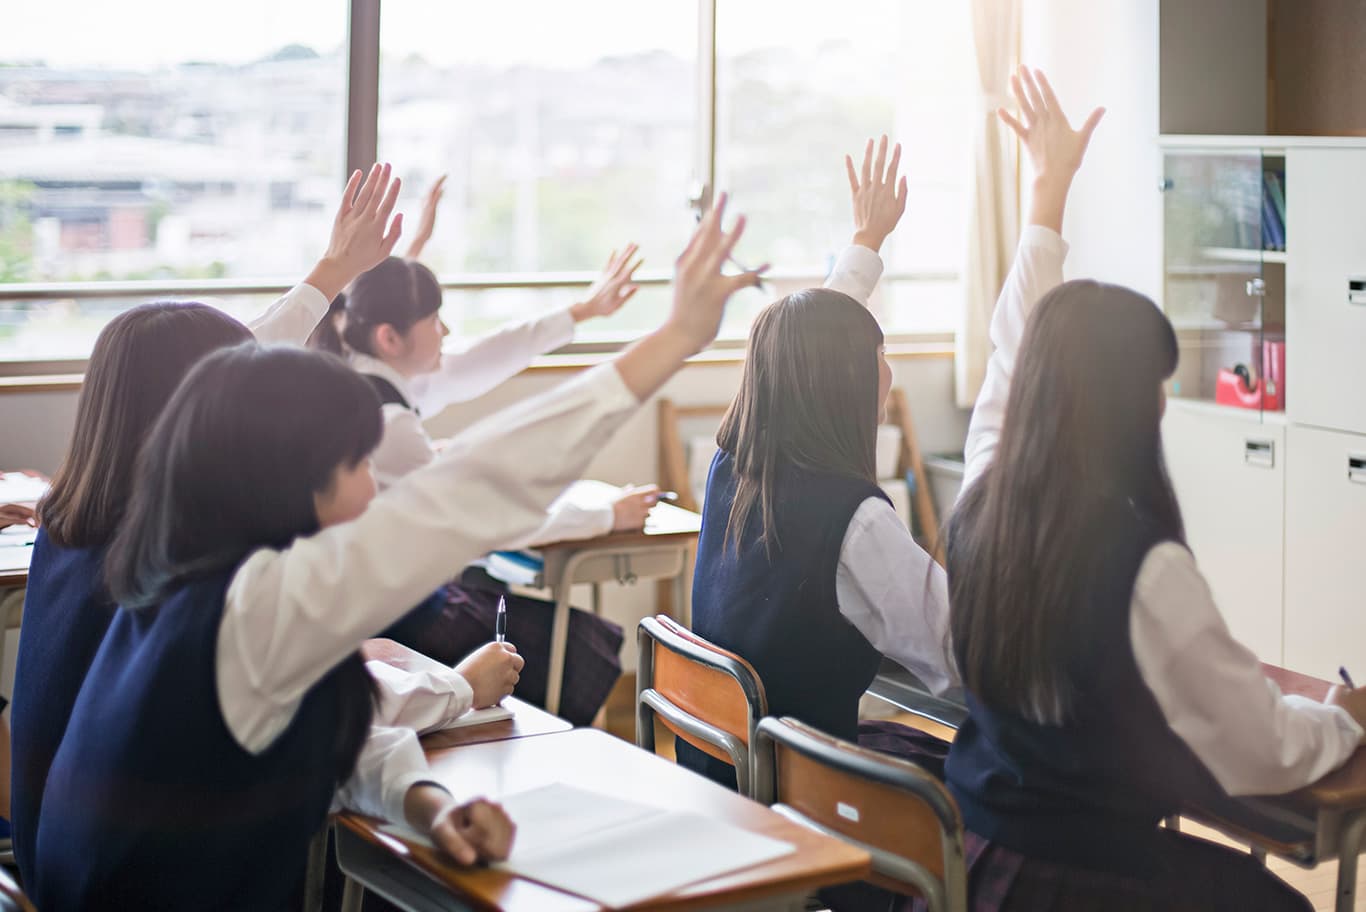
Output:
[822, 245, 959, 696]
[215, 362, 642, 822]
[234, 280, 509, 823]
[960, 224, 1362, 795]
[353, 308, 617, 543]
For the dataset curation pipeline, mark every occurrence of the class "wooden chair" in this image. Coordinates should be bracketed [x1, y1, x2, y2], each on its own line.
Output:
[635, 614, 767, 797]
[753, 716, 968, 912]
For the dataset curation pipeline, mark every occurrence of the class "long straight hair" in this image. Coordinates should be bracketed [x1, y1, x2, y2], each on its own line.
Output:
[40, 302, 253, 549]
[106, 344, 384, 779]
[716, 288, 884, 556]
[308, 256, 441, 357]
[947, 280, 1185, 724]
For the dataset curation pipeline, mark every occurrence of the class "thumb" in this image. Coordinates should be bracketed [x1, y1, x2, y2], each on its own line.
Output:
[1078, 107, 1106, 149]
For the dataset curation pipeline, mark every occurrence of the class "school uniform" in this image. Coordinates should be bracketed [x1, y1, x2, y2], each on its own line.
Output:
[351, 307, 625, 725]
[30, 360, 644, 910]
[12, 284, 475, 892]
[679, 245, 958, 792]
[10, 282, 330, 885]
[939, 226, 1363, 911]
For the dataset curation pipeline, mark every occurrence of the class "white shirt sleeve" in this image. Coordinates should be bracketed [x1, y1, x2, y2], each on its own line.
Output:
[217, 362, 640, 754]
[409, 307, 576, 416]
[247, 283, 331, 346]
[370, 406, 438, 491]
[332, 725, 447, 823]
[366, 661, 474, 735]
[523, 501, 615, 547]
[959, 226, 1069, 497]
[835, 497, 959, 695]
[823, 244, 885, 306]
[1130, 542, 1363, 796]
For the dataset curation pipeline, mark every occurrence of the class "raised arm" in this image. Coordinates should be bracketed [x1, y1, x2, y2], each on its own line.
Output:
[959, 68, 1104, 495]
[408, 245, 642, 414]
[404, 175, 446, 263]
[218, 197, 761, 753]
[250, 164, 404, 345]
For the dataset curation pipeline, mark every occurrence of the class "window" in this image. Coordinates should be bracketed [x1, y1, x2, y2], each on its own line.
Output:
[0, 0, 974, 365]
[0, 0, 346, 360]
[378, 0, 697, 341]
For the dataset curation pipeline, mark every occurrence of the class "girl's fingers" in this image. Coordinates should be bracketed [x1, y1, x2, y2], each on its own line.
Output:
[380, 212, 404, 254]
[1079, 107, 1107, 147]
[886, 142, 902, 188]
[376, 174, 402, 222]
[873, 135, 888, 184]
[1009, 73, 1033, 124]
[707, 213, 747, 274]
[1034, 69, 1063, 115]
[338, 170, 363, 217]
[997, 108, 1027, 139]
[352, 162, 385, 215]
[896, 175, 908, 209]
[1019, 67, 1047, 115]
[845, 154, 860, 194]
[861, 138, 873, 186]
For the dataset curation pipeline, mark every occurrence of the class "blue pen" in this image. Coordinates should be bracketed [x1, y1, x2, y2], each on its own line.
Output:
[495, 595, 507, 644]
[1340, 666, 1356, 690]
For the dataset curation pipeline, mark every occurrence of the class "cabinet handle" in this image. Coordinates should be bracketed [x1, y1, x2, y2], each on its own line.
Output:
[1350, 453, 1366, 485]
[1245, 278, 1266, 298]
[1244, 439, 1275, 468]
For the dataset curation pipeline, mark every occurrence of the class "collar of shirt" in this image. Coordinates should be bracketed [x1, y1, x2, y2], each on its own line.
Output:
[349, 352, 418, 409]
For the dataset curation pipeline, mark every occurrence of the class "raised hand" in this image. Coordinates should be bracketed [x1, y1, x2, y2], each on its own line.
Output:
[405, 174, 447, 262]
[666, 193, 766, 354]
[305, 163, 405, 301]
[845, 135, 908, 253]
[998, 66, 1104, 231]
[570, 244, 643, 322]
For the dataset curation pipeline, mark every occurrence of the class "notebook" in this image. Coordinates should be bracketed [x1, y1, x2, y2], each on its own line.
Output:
[446, 703, 513, 728]
[380, 782, 794, 908]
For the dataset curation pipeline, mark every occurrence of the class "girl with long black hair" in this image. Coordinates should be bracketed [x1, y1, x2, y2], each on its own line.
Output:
[943, 67, 1366, 911]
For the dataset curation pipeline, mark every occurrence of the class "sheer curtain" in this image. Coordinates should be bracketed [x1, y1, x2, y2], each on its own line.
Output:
[957, 0, 1021, 408]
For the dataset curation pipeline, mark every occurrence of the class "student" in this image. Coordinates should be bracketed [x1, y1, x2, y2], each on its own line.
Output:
[942, 67, 1366, 911]
[29, 202, 759, 911]
[680, 137, 957, 793]
[308, 186, 658, 724]
[11, 164, 519, 887]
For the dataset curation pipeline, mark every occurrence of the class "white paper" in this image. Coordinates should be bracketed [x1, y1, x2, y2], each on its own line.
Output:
[0, 473, 48, 506]
[376, 782, 795, 908]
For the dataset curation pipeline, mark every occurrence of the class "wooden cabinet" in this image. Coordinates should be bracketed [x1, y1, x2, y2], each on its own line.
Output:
[1162, 401, 1285, 662]
[1283, 424, 1366, 678]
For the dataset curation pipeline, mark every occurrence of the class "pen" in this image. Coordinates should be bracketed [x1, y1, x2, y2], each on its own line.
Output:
[658, 491, 680, 503]
[1340, 666, 1356, 690]
[694, 211, 765, 291]
[495, 595, 507, 644]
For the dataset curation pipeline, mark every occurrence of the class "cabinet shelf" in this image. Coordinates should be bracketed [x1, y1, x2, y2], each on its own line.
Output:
[1198, 247, 1287, 265]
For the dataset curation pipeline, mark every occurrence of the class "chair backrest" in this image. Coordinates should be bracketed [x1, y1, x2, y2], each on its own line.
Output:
[753, 716, 967, 912]
[635, 614, 767, 796]
[0, 864, 36, 912]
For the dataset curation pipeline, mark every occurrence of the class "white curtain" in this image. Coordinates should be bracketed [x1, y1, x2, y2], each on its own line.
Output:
[957, 0, 1022, 408]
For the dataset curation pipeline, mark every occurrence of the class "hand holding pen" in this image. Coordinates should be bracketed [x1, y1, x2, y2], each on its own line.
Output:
[1327, 665, 1366, 741]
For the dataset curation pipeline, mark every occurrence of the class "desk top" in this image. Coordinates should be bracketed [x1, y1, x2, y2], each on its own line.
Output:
[341, 728, 870, 911]
[420, 697, 570, 750]
[1262, 664, 1366, 808]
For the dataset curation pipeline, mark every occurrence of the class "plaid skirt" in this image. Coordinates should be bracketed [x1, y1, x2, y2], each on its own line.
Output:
[379, 570, 624, 727]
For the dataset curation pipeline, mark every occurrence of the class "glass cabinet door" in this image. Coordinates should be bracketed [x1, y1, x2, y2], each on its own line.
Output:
[1161, 150, 1286, 417]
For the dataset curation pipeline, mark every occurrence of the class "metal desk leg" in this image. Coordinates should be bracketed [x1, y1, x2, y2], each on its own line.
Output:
[544, 553, 584, 718]
[340, 876, 365, 912]
[1335, 810, 1366, 912]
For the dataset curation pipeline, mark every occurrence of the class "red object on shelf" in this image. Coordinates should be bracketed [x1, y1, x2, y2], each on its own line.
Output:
[1216, 366, 1282, 411]
[1262, 339, 1285, 409]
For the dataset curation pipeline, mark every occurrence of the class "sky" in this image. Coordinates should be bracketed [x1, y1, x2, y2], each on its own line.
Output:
[2, 1, 907, 69]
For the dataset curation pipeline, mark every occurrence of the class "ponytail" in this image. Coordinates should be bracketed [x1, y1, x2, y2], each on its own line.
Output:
[306, 292, 350, 356]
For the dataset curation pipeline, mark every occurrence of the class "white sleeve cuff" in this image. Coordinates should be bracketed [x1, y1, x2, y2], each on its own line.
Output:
[1018, 224, 1069, 256]
[824, 244, 885, 305]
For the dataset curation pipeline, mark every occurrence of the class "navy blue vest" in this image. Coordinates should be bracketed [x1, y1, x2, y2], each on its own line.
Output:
[11, 530, 114, 885]
[31, 571, 366, 912]
[945, 505, 1227, 876]
[680, 449, 887, 789]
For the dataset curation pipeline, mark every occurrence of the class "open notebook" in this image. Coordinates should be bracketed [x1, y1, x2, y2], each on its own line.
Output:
[380, 782, 794, 908]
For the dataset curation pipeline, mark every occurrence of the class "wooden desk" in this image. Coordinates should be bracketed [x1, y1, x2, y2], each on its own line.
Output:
[532, 495, 702, 716]
[1186, 664, 1366, 912]
[335, 728, 870, 911]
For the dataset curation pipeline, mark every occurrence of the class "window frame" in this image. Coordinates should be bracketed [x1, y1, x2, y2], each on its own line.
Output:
[0, 0, 958, 375]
